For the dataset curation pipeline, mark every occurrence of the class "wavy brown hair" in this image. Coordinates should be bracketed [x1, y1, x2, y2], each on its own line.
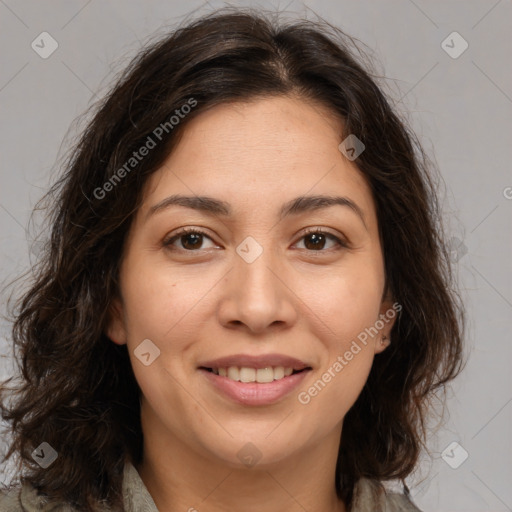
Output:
[1, 7, 465, 511]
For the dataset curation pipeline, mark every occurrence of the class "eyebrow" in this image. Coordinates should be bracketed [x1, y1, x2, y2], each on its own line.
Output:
[146, 193, 367, 228]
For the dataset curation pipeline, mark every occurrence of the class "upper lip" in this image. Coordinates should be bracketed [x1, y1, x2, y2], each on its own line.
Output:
[198, 353, 311, 371]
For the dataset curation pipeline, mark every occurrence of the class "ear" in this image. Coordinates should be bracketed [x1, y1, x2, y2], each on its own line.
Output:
[373, 295, 400, 355]
[105, 296, 127, 346]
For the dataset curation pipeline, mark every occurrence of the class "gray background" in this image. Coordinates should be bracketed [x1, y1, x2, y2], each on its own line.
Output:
[1, 1, 511, 511]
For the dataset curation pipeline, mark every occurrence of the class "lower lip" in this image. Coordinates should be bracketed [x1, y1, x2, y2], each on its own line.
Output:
[200, 369, 311, 406]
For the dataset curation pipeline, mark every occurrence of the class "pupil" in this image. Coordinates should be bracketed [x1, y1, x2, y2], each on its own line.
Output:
[305, 233, 325, 250]
[183, 233, 202, 249]
[180, 233, 327, 250]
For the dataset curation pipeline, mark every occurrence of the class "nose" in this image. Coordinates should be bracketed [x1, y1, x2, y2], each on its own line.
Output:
[217, 247, 298, 335]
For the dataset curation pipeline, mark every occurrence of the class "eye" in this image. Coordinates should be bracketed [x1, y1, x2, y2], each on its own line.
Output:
[294, 228, 347, 251]
[163, 227, 347, 253]
[163, 228, 218, 251]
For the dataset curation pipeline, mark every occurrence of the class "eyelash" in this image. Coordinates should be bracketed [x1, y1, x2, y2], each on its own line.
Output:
[162, 227, 348, 253]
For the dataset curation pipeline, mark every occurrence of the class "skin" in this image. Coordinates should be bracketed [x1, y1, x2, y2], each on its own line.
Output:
[107, 95, 395, 512]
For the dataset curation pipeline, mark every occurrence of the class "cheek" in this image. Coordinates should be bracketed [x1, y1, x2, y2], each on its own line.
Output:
[120, 258, 210, 346]
[120, 261, 201, 421]
[296, 341, 374, 426]
[300, 263, 384, 343]
[119, 257, 219, 406]
[293, 263, 382, 415]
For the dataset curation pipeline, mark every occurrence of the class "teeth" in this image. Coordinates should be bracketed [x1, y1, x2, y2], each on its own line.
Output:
[273, 366, 284, 379]
[239, 367, 256, 382]
[227, 366, 239, 381]
[213, 366, 297, 383]
[256, 367, 274, 383]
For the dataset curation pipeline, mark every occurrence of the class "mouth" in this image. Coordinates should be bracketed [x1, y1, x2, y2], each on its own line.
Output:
[200, 366, 310, 383]
[197, 354, 312, 405]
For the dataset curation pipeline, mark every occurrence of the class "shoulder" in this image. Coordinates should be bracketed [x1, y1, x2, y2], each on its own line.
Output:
[0, 486, 21, 511]
[352, 477, 422, 512]
[0, 482, 78, 511]
[0, 462, 144, 512]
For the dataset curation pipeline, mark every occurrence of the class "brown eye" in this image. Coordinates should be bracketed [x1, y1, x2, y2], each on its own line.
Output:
[304, 232, 327, 250]
[180, 232, 203, 250]
[295, 229, 346, 251]
[163, 228, 216, 251]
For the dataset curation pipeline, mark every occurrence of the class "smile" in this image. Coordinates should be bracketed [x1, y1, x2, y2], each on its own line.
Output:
[198, 353, 312, 405]
[204, 366, 305, 383]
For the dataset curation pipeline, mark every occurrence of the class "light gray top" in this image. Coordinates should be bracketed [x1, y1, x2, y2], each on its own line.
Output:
[0, 461, 422, 511]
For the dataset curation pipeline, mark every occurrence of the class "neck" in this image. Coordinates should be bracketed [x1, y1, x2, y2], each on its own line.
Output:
[136, 408, 346, 512]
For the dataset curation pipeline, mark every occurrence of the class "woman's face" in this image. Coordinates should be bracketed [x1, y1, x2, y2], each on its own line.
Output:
[107, 95, 394, 468]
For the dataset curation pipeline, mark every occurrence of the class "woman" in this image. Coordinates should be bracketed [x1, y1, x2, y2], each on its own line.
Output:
[0, 8, 464, 511]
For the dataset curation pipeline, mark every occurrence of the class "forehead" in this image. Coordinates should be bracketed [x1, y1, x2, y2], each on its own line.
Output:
[141, 95, 375, 221]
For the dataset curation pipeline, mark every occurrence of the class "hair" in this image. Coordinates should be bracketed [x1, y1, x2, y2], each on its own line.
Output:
[0, 7, 465, 511]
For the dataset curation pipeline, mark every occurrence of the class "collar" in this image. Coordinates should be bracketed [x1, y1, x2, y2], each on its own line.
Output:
[122, 462, 159, 512]
[121, 461, 420, 512]
[15, 460, 420, 511]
